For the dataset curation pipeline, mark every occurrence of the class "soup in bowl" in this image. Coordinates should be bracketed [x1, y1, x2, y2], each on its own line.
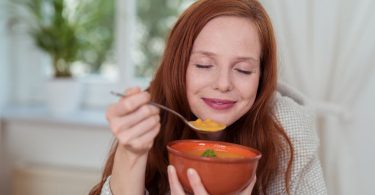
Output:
[167, 139, 261, 195]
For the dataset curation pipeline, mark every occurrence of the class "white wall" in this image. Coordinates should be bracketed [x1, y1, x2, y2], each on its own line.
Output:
[1, 117, 114, 195]
[4, 120, 113, 169]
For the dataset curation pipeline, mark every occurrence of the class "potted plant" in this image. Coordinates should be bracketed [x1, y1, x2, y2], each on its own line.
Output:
[21, 0, 82, 115]
[13, 0, 114, 114]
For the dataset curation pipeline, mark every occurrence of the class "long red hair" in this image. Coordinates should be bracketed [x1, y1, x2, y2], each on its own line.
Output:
[90, 0, 293, 194]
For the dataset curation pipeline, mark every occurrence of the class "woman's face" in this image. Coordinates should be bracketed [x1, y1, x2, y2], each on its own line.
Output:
[186, 16, 261, 126]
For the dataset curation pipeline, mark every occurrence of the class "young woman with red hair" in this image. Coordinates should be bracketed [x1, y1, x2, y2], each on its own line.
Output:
[90, 0, 326, 194]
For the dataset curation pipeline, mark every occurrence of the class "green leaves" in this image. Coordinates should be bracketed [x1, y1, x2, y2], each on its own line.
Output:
[19, 0, 114, 77]
[21, 0, 78, 77]
[74, 0, 114, 73]
[201, 149, 217, 158]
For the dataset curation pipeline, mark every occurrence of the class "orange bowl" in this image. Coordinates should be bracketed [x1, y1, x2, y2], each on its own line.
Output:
[167, 139, 261, 195]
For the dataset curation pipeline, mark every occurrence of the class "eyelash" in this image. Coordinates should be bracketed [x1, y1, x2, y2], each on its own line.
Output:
[235, 68, 253, 75]
[195, 64, 253, 75]
[195, 64, 212, 68]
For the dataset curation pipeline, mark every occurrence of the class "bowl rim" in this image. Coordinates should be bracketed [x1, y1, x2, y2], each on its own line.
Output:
[167, 139, 262, 163]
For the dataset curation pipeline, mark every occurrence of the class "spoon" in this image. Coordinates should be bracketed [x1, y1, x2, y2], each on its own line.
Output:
[110, 91, 226, 133]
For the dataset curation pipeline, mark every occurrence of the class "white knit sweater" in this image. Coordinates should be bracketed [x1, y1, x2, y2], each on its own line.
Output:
[101, 82, 327, 195]
[267, 82, 327, 194]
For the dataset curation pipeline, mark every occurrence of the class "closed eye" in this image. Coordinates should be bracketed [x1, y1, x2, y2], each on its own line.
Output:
[235, 68, 253, 75]
[195, 64, 213, 68]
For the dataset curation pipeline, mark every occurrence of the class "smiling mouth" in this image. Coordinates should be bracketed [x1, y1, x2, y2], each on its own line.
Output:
[202, 98, 236, 110]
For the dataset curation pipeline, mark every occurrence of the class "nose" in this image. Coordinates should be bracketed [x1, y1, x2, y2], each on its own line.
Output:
[213, 67, 233, 93]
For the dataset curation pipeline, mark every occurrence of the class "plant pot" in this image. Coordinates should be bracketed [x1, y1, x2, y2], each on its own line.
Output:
[45, 78, 82, 116]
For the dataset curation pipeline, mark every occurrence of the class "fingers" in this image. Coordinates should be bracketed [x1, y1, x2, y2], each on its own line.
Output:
[116, 116, 160, 149]
[132, 122, 160, 149]
[168, 166, 209, 195]
[110, 104, 159, 134]
[187, 168, 208, 195]
[106, 86, 161, 154]
[107, 89, 151, 119]
[240, 175, 257, 195]
[123, 87, 141, 96]
[168, 165, 186, 195]
[249, 175, 256, 189]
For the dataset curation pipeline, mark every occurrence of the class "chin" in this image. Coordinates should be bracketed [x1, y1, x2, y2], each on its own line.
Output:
[211, 116, 234, 126]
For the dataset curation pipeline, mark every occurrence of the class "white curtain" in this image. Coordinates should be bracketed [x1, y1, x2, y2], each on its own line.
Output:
[261, 0, 375, 194]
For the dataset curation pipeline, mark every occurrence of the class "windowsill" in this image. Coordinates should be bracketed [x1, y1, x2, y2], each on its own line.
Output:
[1, 105, 108, 128]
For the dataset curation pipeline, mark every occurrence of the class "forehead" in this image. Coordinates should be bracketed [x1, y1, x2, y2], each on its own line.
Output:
[192, 16, 261, 60]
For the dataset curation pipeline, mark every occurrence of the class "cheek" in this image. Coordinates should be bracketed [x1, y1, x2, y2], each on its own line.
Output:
[236, 77, 259, 102]
[186, 68, 210, 93]
[186, 69, 195, 96]
[186, 68, 199, 103]
[186, 66, 196, 87]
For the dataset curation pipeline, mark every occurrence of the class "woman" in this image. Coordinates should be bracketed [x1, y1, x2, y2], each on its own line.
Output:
[90, 0, 327, 194]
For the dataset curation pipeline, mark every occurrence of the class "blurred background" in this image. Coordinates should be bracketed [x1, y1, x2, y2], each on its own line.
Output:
[0, 0, 374, 194]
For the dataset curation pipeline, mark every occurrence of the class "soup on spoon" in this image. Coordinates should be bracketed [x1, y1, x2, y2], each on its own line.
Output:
[189, 118, 226, 132]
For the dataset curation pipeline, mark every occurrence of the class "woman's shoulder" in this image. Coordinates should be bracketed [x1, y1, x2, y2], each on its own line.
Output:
[273, 81, 319, 154]
[269, 82, 326, 194]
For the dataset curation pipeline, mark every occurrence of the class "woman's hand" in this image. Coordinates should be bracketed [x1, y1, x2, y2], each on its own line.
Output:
[168, 165, 209, 195]
[167, 165, 256, 195]
[106, 87, 160, 156]
[239, 175, 256, 195]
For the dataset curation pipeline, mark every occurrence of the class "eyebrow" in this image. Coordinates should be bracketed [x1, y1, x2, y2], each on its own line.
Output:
[191, 50, 260, 64]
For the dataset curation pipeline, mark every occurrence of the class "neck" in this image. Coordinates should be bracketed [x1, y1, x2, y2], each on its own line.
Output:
[196, 131, 225, 141]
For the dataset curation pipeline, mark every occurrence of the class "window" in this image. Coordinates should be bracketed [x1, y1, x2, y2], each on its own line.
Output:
[134, 0, 195, 78]
[5, 0, 194, 110]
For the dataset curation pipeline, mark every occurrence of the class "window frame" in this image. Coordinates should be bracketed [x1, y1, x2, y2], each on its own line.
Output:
[3, 0, 151, 110]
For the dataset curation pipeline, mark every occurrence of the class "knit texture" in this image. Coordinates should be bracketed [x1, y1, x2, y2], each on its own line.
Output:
[267, 82, 327, 195]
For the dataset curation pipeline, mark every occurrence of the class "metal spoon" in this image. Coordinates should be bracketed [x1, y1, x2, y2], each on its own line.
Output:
[110, 91, 225, 133]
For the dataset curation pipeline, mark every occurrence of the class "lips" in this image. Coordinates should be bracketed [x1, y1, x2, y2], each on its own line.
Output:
[202, 98, 236, 110]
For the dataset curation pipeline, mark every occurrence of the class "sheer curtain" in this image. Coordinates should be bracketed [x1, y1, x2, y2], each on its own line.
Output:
[260, 0, 375, 194]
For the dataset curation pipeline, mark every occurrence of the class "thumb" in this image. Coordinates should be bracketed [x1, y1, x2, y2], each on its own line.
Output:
[240, 175, 256, 194]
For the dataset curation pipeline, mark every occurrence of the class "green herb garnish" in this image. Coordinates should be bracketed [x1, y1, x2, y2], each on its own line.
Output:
[201, 149, 217, 157]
